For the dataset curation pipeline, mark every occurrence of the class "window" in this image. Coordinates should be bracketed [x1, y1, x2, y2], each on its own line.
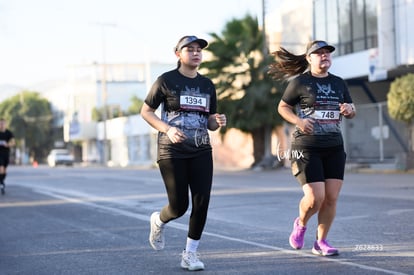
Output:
[313, 0, 378, 56]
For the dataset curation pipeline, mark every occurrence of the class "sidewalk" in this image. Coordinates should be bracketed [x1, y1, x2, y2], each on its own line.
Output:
[346, 162, 414, 174]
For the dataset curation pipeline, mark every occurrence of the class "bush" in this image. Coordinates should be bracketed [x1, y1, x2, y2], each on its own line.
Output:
[387, 73, 414, 124]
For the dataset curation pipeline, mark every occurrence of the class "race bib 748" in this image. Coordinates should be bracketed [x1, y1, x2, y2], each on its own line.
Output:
[311, 110, 340, 120]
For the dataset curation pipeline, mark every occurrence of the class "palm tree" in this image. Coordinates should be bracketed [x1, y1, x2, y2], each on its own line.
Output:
[202, 14, 285, 168]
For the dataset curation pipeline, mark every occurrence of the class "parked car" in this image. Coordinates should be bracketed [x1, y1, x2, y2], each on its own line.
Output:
[47, 149, 74, 167]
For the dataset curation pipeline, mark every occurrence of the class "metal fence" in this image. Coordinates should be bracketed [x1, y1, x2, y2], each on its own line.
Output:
[342, 101, 409, 163]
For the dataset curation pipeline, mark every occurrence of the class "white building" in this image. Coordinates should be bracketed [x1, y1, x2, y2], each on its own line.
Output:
[62, 62, 174, 166]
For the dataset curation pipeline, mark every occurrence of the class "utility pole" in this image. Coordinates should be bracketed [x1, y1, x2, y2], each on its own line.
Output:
[95, 22, 117, 166]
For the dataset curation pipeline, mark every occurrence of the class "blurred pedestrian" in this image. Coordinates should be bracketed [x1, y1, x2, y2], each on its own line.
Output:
[269, 40, 356, 256]
[0, 118, 15, 195]
[141, 35, 226, 270]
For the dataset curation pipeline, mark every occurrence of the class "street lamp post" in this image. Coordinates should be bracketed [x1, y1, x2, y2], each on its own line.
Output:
[95, 22, 116, 165]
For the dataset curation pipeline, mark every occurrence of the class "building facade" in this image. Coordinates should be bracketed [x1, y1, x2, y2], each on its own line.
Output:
[275, 0, 413, 166]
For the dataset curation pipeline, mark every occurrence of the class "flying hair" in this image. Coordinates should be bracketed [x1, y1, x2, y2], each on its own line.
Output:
[268, 47, 308, 81]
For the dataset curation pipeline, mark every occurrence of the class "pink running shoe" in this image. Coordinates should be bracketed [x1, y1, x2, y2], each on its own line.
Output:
[289, 217, 306, 249]
[312, 239, 339, 256]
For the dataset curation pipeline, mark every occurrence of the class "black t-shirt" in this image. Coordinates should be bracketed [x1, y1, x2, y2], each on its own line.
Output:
[144, 69, 217, 161]
[0, 129, 14, 154]
[282, 72, 353, 149]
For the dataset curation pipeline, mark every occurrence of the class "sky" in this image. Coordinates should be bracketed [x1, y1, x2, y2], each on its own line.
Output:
[0, 0, 279, 88]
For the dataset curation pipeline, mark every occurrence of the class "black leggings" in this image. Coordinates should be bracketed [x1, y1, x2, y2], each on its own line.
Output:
[158, 153, 213, 240]
[0, 153, 9, 184]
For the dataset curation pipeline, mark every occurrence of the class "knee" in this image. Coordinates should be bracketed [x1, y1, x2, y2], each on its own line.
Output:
[323, 195, 339, 207]
[168, 202, 189, 219]
[324, 191, 341, 207]
[304, 194, 325, 210]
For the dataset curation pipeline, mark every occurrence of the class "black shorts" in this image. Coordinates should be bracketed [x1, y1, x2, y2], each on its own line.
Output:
[290, 145, 346, 186]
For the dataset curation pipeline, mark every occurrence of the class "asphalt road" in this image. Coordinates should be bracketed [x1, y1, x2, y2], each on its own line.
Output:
[0, 165, 413, 274]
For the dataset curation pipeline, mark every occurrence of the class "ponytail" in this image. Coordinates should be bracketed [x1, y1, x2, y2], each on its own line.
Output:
[268, 47, 308, 81]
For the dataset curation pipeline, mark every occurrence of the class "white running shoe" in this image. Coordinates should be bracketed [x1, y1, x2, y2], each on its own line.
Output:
[149, 212, 165, 250]
[181, 250, 205, 271]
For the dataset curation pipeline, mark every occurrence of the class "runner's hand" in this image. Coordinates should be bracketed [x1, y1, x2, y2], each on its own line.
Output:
[215, 114, 226, 127]
[166, 127, 187, 143]
[297, 118, 315, 134]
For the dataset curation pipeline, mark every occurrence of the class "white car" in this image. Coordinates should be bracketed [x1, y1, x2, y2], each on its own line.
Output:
[47, 149, 74, 167]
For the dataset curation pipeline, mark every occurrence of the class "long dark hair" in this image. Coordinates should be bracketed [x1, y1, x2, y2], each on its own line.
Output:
[268, 41, 321, 81]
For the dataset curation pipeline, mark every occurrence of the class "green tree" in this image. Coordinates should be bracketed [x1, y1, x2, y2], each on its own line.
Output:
[91, 107, 103, 121]
[201, 14, 285, 167]
[91, 105, 116, 121]
[0, 91, 54, 162]
[128, 95, 144, 115]
[92, 95, 144, 121]
[387, 73, 414, 168]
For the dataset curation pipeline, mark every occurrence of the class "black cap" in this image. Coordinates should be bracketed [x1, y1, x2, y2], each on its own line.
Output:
[175, 36, 208, 51]
[306, 41, 335, 55]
